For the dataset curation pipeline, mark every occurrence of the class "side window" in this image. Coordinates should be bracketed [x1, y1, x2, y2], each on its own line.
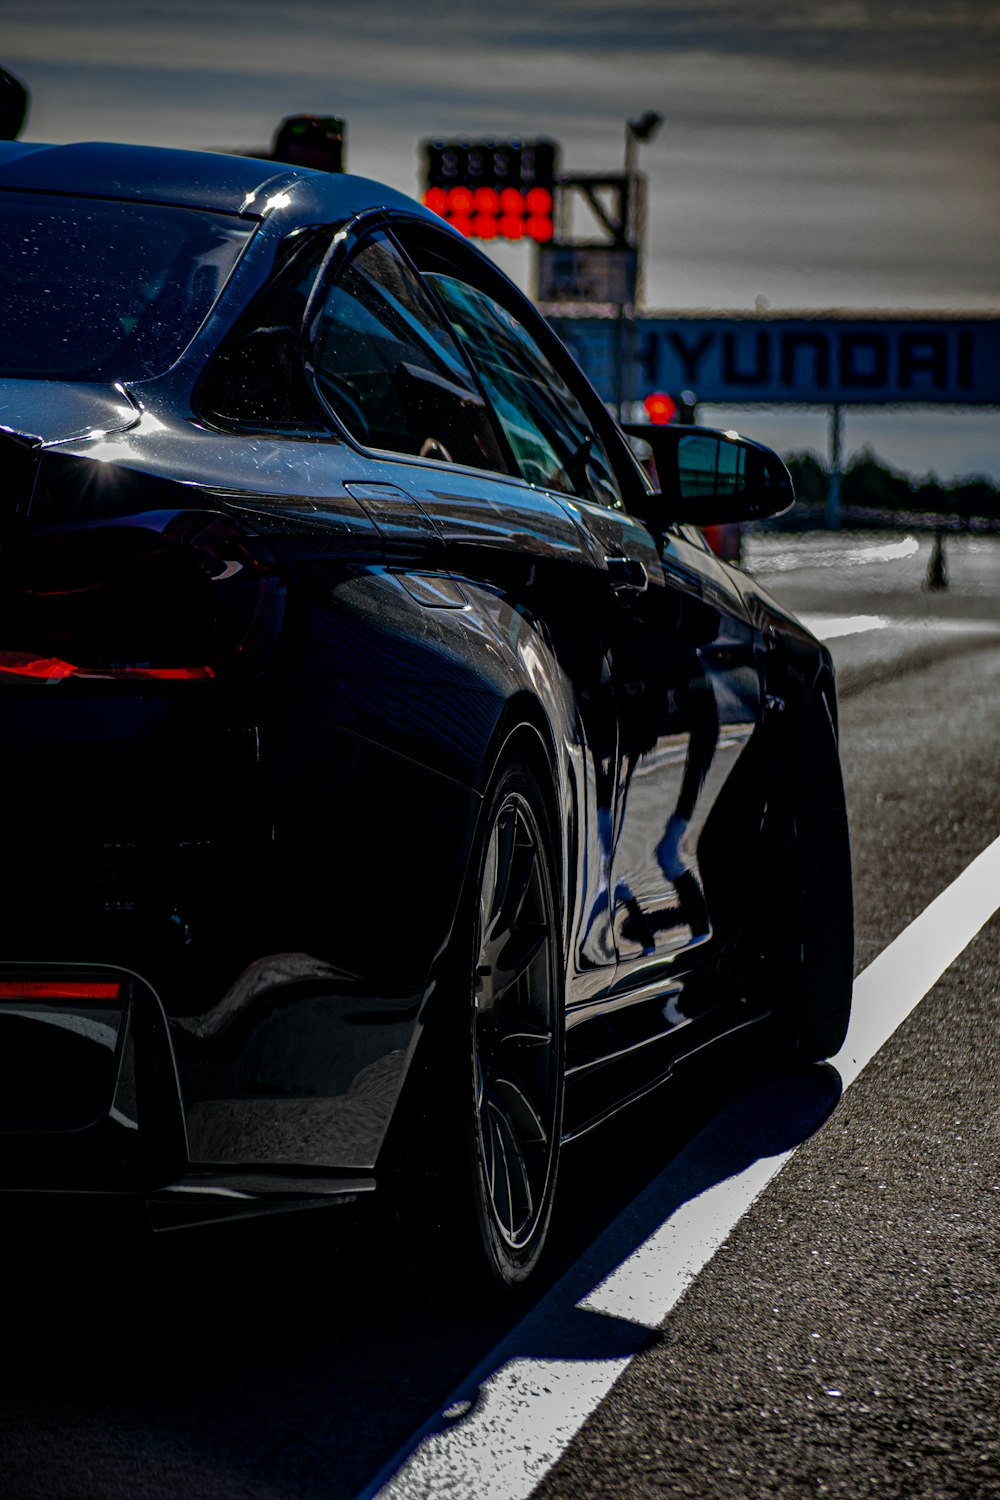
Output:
[196, 231, 331, 434]
[309, 232, 510, 473]
[424, 274, 623, 509]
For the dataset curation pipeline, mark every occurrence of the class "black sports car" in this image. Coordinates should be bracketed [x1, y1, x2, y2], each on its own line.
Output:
[0, 140, 853, 1288]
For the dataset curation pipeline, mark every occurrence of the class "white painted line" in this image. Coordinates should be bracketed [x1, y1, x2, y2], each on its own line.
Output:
[578, 1141, 795, 1329]
[802, 613, 1000, 644]
[379, 1359, 636, 1500]
[361, 833, 1000, 1500]
[801, 613, 888, 640]
[832, 832, 1000, 1088]
[748, 535, 920, 575]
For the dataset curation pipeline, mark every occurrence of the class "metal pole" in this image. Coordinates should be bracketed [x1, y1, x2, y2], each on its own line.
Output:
[624, 123, 638, 221]
[621, 112, 661, 418]
[827, 403, 843, 530]
[619, 123, 637, 420]
[620, 124, 643, 420]
[633, 171, 647, 307]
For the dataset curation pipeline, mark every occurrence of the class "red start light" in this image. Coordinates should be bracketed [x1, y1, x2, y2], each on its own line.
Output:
[447, 185, 474, 214]
[644, 392, 678, 425]
[0, 979, 122, 1001]
[423, 137, 559, 243]
[525, 186, 552, 215]
[430, 182, 554, 242]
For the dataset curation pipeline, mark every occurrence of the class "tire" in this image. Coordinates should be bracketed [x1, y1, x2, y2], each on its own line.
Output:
[771, 693, 855, 1061]
[391, 756, 565, 1293]
[465, 759, 565, 1287]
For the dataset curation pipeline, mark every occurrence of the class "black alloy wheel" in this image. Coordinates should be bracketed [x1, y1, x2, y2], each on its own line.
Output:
[465, 761, 565, 1289]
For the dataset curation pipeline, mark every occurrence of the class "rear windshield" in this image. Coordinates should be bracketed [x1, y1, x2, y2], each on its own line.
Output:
[0, 192, 255, 381]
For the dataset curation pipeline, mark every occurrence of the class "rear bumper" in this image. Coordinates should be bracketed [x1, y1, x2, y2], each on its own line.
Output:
[0, 962, 377, 1226]
[0, 962, 185, 1193]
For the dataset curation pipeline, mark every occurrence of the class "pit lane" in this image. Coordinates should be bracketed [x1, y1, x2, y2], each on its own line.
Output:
[2, 531, 997, 1500]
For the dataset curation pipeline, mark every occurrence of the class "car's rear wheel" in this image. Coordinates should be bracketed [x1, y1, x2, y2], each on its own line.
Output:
[770, 694, 855, 1061]
[466, 762, 564, 1287]
[388, 755, 565, 1293]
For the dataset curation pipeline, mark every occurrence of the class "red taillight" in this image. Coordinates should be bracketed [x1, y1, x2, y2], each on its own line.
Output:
[0, 509, 283, 686]
[0, 980, 121, 1001]
[0, 652, 215, 683]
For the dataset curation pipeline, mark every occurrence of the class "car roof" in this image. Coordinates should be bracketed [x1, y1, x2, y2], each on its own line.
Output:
[0, 139, 441, 225]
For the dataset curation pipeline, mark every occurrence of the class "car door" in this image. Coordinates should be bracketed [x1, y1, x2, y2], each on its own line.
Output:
[297, 221, 625, 1003]
[395, 231, 767, 1026]
[543, 478, 764, 1002]
[303, 216, 767, 1056]
[604, 522, 764, 990]
[384, 235, 705, 979]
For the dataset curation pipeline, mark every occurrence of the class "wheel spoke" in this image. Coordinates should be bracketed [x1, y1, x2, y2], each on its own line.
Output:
[479, 818, 503, 939]
[482, 806, 516, 937]
[485, 817, 536, 949]
[485, 1100, 513, 1230]
[496, 1022, 553, 1049]
[494, 1073, 548, 1146]
[486, 921, 547, 1003]
[487, 1096, 533, 1235]
[483, 1101, 497, 1200]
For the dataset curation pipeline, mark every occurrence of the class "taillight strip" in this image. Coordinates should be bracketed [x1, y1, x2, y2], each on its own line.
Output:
[0, 980, 122, 1001]
[0, 653, 215, 682]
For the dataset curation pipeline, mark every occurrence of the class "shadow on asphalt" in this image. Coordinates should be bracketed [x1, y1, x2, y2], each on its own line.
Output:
[0, 1037, 842, 1500]
[361, 1050, 844, 1494]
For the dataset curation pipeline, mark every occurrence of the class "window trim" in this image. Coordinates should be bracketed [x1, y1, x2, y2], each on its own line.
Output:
[299, 221, 518, 479]
[393, 218, 655, 512]
[192, 224, 338, 438]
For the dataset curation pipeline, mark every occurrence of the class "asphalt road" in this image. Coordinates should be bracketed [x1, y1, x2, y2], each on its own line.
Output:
[1, 529, 997, 1500]
[533, 533, 1000, 1500]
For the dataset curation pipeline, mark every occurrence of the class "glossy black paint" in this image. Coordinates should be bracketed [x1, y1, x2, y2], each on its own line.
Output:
[0, 141, 846, 1229]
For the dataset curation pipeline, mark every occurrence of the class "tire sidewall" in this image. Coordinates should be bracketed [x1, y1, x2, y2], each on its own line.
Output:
[771, 695, 855, 1060]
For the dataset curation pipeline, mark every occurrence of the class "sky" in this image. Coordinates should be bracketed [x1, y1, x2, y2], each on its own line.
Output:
[4, 0, 999, 480]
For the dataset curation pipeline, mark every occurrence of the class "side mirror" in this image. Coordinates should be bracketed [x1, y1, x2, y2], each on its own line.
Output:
[621, 423, 794, 525]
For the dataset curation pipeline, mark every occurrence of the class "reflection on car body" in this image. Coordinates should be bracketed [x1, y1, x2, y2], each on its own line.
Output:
[0, 140, 854, 1290]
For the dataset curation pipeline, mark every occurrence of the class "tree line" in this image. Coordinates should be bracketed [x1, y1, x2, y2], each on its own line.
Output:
[783, 447, 1000, 526]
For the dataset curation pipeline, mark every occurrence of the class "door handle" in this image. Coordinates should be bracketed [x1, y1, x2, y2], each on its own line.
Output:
[605, 555, 648, 596]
